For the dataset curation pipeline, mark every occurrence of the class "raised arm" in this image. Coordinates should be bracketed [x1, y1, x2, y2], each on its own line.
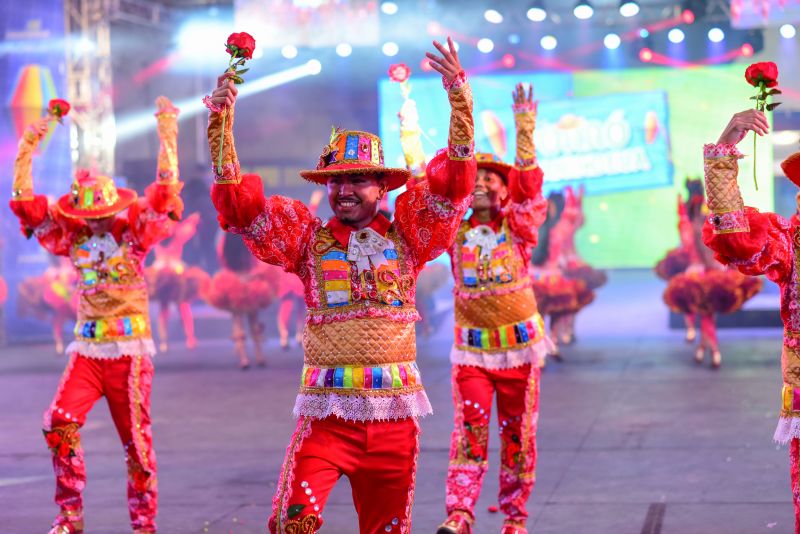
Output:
[206, 74, 317, 273]
[394, 38, 476, 266]
[701, 109, 792, 283]
[506, 82, 547, 247]
[128, 97, 185, 251]
[9, 116, 76, 256]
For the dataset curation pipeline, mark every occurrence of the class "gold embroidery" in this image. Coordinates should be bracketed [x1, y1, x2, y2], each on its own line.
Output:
[705, 156, 744, 214]
[275, 419, 311, 534]
[284, 514, 319, 534]
[303, 318, 417, 366]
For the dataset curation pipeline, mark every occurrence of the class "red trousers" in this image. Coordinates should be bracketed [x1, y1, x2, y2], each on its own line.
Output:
[43, 354, 157, 532]
[791, 439, 800, 533]
[269, 416, 420, 534]
[444, 364, 541, 529]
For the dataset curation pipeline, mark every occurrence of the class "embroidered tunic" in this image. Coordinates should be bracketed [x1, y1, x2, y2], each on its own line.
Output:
[702, 143, 800, 442]
[209, 77, 477, 421]
[449, 102, 550, 369]
[9, 112, 183, 359]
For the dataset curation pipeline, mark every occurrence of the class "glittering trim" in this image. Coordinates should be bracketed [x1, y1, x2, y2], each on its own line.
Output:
[450, 338, 552, 370]
[707, 209, 750, 234]
[449, 142, 475, 160]
[212, 162, 241, 185]
[401, 418, 421, 534]
[272, 417, 313, 533]
[292, 389, 432, 421]
[424, 190, 471, 221]
[703, 143, 744, 159]
[512, 102, 536, 114]
[65, 339, 157, 359]
[202, 95, 223, 114]
[306, 305, 420, 325]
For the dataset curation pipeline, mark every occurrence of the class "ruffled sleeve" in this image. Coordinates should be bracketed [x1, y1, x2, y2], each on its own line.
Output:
[701, 142, 792, 284]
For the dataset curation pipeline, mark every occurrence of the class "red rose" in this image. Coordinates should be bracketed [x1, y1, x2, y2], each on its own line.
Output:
[226, 32, 256, 60]
[745, 61, 779, 88]
[45, 431, 62, 449]
[48, 98, 71, 118]
[389, 63, 411, 83]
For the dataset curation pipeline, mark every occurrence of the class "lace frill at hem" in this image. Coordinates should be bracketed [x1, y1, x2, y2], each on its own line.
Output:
[65, 338, 157, 359]
[449, 337, 553, 370]
[774, 416, 800, 444]
[292, 390, 432, 421]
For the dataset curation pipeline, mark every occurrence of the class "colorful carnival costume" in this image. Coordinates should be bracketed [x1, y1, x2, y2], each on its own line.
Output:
[531, 188, 594, 355]
[655, 189, 701, 343]
[438, 89, 550, 534]
[18, 255, 78, 354]
[664, 177, 761, 368]
[9, 97, 183, 534]
[147, 212, 209, 351]
[206, 69, 475, 532]
[206, 234, 277, 368]
[701, 141, 800, 527]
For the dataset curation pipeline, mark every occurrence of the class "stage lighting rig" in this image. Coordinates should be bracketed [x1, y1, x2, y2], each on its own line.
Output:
[527, 1, 547, 22]
[619, 1, 639, 18]
[573, 0, 594, 20]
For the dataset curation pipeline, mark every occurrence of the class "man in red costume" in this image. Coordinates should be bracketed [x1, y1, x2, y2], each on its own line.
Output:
[701, 108, 800, 532]
[205, 38, 476, 533]
[9, 97, 183, 534]
[437, 84, 550, 534]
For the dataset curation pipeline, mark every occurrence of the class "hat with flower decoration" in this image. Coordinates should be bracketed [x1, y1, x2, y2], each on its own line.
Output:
[300, 127, 411, 191]
[57, 169, 137, 219]
[475, 152, 512, 184]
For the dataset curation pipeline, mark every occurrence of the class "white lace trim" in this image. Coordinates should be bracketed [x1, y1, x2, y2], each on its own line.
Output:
[292, 390, 432, 421]
[449, 337, 553, 370]
[774, 416, 800, 444]
[65, 338, 157, 359]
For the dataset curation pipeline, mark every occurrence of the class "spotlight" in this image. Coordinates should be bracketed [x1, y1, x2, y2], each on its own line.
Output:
[484, 9, 503, 24]
[619, 1, 639, 17]
[335, 43, 352, 57]
[707, 27, 724, 43]
[639, 28, 649, 38]
[604, 33, 621, 50]
[176, 19, 229, 58]
[382, 41, 399, 57]
[501, 53, 516, 68]
[281, 45, 298, 59]
[307, 59, 322, 75]
[540, 35, 557, 50]
[527, 1, 547, 22]
[573, 0, 593, 20]
[681, 9, 695, 24]
[781, 24, 797, 39]
[477, 38, 494, 53]
[639, 47, 653, 62]
[380, 1, 398, 15]
[508, 34, 521, 45]
[668, 28, 685, 44]
[740, 43, 754, 57]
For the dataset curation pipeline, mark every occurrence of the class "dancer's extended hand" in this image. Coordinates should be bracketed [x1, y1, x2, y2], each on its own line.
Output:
[426, 37, 463, 84]
[513, 83, 536, 112]
[717, 109, 769, 145]
[210, 72, 238, 109]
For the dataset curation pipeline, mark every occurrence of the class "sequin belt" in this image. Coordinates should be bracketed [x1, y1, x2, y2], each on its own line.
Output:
[300, 362, 423, 394]
[455, 313, 545, 353]
[74, 313, 151, 342]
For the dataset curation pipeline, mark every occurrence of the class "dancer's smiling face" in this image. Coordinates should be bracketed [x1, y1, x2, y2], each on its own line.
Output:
[327, 173, 387, 229]
[472, 168, 506, 212]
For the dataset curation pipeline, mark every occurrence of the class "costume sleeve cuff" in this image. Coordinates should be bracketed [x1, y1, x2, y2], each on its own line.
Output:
[203, 95, 223, 114]
[704, 143, 743, 159]
[442, 70, 467, 92]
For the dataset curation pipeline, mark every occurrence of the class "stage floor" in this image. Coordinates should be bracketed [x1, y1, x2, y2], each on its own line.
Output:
[0, 271, 793, 533]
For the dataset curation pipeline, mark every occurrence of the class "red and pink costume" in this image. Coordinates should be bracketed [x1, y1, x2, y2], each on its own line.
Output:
[440, 100, 550, 534]
[9, 98, 183, 534]
[702, 143, 800, 527]
[207, 73, 475, 532]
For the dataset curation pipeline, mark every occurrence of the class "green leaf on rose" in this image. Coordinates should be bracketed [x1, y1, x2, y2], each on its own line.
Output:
[235, 68, 249, 75]
[749, 96, 758, 100]
[766, 102, 782, 111]
[230, 75, 245, 84]
[767, 89, 782, 95]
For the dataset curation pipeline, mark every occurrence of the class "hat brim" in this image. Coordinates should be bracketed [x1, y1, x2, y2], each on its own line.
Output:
[299, 163, 411, 191]
[782, 152, 800, 188]
[477, 160, 512, 182]
[56, 188, 138, 219]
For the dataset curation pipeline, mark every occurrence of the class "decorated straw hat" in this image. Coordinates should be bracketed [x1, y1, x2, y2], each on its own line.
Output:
[57, 169, 137, 219]
[300, 128, 411, 191]
[475, 152, 512, 183]
[782, 151, 800, 188]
